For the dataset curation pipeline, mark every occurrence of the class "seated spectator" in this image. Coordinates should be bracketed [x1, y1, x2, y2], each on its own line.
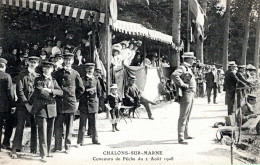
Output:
[161, 58, 170, 67]
[238, 94, 260, 135]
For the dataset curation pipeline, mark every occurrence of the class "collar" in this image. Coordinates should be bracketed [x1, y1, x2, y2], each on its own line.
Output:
[183, 62, 191, 67]
[43, 73, 52, 80]
[28, 67, 36, 74]
[63, 66, 72, 73]
[86, 74, 95, 79]
[110, 93, 118, 98]
[246, 102, 254, 112]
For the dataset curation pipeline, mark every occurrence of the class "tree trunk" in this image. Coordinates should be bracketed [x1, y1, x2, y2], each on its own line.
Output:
[170, 0, 181, 67]
[196, 0, 207, 64]
[241, 5, 252, 65]
[254, 2, 260, 77]
[222, 0, 231, 72]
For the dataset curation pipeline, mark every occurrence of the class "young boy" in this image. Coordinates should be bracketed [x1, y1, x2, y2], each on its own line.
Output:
[105, 84, 121, 132]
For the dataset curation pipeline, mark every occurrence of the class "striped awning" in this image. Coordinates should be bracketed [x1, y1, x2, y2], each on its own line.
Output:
[112, 20, 175, 47]
[1, 0, 105, 25]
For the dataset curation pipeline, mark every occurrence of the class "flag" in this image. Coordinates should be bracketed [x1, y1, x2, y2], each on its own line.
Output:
[189, 0, 206, 39]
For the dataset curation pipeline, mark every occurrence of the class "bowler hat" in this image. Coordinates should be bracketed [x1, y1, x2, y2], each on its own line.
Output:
[182, 52, 195, 59]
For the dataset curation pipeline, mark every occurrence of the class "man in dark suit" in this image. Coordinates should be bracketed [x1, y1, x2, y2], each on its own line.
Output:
[77, 63, 101, 146]
[124, 76, 154, 120]
[31, 61, 63, 161]
[205, 65, 218, 104]
[224, 61, 246, 115]
[52, 53, 84, 154]
[236, 65, 252, 107]
[0, 58, 15, 151]
[11, 56, 40, 158]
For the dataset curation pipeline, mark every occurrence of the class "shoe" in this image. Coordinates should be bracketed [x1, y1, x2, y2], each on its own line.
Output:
[1, 144, 11, 150]
[51, 148, 62, 152]
[40, 156, 47, 162]
[31, 150, 37, 154]
[75, 144, 81, 148]
[65, 149, 70, 154]
[178, 140, 188, 145]
[112, 124, 115, 132]
[115, 123, 120, 131]
[185, 136, 194, 139]
[149, 117, 154, 120]
[208, 102, 210, 104]
[47, 154, 53, 157]
[214, 102, 218, 104]
[93, 141, 101, 145]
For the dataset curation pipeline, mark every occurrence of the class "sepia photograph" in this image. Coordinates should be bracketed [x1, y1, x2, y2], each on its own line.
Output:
[0, 0, 260, 164]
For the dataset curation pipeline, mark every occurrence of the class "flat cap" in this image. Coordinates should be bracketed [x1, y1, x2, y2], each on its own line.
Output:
[228, 61, 237, 67]
[62, 53, 74, 58]
[28, 56, 40, 61]
[110, 84, 118, 89]
[42, 61, 55, 67]
[84, 63, 95, 67]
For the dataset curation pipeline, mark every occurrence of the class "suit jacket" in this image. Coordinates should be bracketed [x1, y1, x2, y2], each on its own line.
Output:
[79, 75, 101, 113]
[205, 72, 215, 88]
[54, 68, 85, 113]
[224, 70, 245, 93]
[16, 69, 39, 107]
[31, 75, 63, 118]
[0, 71, 15, 112]
[124, 84, 140, 102]
[171, 62, 196, 94]
[236, 71, 251, 88]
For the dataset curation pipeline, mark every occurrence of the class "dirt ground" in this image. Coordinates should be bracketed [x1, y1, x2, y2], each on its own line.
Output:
[0, 92, 259, 165]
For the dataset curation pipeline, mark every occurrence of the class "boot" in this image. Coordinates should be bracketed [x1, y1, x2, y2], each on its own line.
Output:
[115, 123, 120, 131]
[112, 124, 115, 132]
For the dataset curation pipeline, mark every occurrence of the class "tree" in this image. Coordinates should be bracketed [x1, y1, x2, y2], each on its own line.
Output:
[254, 1, 260, 75]
[223, 0, 231, 71]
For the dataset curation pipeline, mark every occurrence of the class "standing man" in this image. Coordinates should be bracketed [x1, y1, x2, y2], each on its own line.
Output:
[53, 53, 85, 154]
[11, 56, 40, 158]
[224, 61, 246, 115]
[236, 65, 252, 107]
[77, 63, 101, 146]
[205, 65, 218, 104]
[171, 52, 196, 145]
[0, 58, 15, 151]
[31, 61, 63, 161]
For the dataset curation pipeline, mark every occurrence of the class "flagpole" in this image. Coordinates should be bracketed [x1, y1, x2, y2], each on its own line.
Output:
[187, 0, 191, 52]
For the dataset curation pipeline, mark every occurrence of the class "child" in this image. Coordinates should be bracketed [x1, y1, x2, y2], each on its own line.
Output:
[105, 84, 121, 132]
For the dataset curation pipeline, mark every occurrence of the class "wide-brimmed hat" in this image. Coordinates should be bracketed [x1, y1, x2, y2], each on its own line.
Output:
[120, 40, 129, 47]
[246, 64, 256, 70]
[228, 61, 237, 67]
[182, 52, 195, 59]
[110, 84, 118, 89]
[112, 44, 122, 53]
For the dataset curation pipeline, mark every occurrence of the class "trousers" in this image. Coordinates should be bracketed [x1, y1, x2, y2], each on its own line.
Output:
[54, 113, 74, 150]
[0, 112, 14, 149]
[77, 112, 98, 144]
[206, 83, 217, 103]
[178, 92, 194, 141]
[12, 107, 37, 151]
[37, 116, 54, 157]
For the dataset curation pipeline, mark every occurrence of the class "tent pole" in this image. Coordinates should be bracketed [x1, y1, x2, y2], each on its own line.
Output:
[158, 47, 161, 67]
[105, 0, 112, 119]
[143, 39, 147, 66]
